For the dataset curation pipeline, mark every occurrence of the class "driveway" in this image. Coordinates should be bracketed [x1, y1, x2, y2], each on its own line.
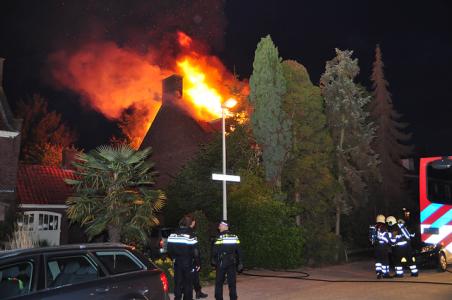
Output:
[191, 261, 452, 300]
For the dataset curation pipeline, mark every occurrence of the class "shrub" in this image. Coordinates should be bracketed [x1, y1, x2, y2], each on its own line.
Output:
[8, 226, 38, 250]
[228, 172, 305, 269]
[301, 227, 345, 265]
[191, 210, 214, 278]
[154, 257, 175, 292]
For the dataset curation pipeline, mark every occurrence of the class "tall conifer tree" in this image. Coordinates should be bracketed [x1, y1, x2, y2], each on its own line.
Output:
[282, 60, 339, 258]
[249, 35, 291, 188]
[370, 45, 412, 212]
[281, 60, 337, 223]
[320, 49, 379, 236]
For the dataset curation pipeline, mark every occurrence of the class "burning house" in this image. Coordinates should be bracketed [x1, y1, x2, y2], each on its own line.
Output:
[49, 31, 247, 188]
[140, 75, 219, 188]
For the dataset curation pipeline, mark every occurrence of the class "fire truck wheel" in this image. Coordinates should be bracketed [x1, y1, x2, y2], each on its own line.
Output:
[438, 252, 447, 272]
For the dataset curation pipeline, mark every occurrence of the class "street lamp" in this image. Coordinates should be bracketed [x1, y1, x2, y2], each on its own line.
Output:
[220, 98, 237, 220]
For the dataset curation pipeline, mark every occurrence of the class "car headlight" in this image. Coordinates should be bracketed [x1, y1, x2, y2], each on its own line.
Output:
[421, 245, 435, 253]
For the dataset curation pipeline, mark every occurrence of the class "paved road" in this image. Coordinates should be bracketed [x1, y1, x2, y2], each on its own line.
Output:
[190, 261, 452, 300]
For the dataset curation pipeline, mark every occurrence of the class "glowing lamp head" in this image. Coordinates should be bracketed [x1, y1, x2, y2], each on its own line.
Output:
[222, 98, 237, 109]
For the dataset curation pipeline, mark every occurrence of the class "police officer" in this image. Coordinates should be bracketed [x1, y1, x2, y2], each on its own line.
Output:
[211, 220, 243, 300]
[168, 214, 201, 300]
[370, 214, 391, 279]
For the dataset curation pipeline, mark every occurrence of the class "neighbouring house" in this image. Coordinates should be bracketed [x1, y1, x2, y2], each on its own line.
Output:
[140, 75, 220, 189]
[15, 164, 78, 246]
[0, 58, 22, 222]
[14, 148, 87, 246]
[0, 57, 86, 246]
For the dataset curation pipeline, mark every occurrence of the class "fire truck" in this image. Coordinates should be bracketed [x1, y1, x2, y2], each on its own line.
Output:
[418, 157, 452, 271]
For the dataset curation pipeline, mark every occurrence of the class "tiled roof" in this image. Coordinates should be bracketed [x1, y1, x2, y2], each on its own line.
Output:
[17, 165, 76, 205]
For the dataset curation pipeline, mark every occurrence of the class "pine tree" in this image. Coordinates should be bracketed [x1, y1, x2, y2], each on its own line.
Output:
[282, 60, 339, 260]
[281, 60, 337, 221]
[370, 45, 412, 212]
[249, 35, 291, 188]
[320, 49, 379, 236]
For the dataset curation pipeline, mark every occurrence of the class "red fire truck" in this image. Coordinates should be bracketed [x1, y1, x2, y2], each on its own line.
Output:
[418, 157, 452, 271]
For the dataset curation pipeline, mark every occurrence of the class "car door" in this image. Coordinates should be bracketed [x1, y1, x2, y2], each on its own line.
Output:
[91, 249, 166, 300]
[0, 255, 38, 299]
[23, 250, 112, 300]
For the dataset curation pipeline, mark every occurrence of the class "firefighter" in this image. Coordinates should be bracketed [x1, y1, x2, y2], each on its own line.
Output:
[370, 214, 391, 279]
[211, 220, 243, 300]
[397, 218, 419, 277]
[168, 214, 201, 300]
[388, 215, 419, 277]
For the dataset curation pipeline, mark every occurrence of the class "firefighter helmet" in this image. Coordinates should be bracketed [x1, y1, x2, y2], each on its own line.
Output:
[386, 216, 397, 226]
[398, 218, 405, 225]
[376, 214, 386, 223]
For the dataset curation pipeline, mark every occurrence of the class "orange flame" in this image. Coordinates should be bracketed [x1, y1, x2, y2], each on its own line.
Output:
[177, 58, 223, 119]
[50, 32, 247, 149]
[177, 31, 192, 48]
[175, 32, 243, 121]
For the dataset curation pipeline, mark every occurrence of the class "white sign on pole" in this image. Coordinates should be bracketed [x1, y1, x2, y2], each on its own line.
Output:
[212, 173, 241, 182]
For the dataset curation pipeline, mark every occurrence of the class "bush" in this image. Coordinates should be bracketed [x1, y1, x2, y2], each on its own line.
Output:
[191, 210, 214, 278]
[301, 228, 345, 265]
[7, 226, 38, 250]
[154, 257, 175, 292]
[228, 172, 305, 269]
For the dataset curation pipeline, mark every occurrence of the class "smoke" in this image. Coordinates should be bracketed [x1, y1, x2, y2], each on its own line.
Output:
[47, 0, 227, 147]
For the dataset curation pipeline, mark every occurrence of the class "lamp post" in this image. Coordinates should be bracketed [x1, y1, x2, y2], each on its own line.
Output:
[220, 98, 237, 220]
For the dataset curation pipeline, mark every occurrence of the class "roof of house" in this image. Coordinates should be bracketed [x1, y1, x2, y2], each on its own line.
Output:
[140, 103, 213, 188]
[17, 164, 76, 206]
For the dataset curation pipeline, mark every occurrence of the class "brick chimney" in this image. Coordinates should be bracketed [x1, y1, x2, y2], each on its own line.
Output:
[0, 58, 21, 221]
[162, 74, 183, 106]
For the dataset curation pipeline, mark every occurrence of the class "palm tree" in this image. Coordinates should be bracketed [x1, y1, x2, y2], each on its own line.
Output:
[65, 145, 166, 243]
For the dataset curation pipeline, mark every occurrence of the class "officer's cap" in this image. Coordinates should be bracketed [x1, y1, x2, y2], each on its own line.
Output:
[219, 220, 229, 227]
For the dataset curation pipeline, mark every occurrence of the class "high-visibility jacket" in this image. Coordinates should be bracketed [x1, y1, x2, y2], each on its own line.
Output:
[167, 226, 200, 267]
[211, 230, 242, 268]
[390, 225, 409, 247]
[372, 222, 391, 248]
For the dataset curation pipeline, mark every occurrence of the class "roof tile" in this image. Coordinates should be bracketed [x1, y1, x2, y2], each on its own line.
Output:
[17, 165, 76, 205]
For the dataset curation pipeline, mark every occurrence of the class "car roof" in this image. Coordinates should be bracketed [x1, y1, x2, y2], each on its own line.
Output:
[0, 243, 133, 260]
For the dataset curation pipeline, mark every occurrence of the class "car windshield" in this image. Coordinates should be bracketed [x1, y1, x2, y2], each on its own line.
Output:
[427, 162, 452, 205]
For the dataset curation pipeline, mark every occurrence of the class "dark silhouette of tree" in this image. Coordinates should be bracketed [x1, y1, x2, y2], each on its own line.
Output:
[320, 49, 379, 236]
[281, 60, 340, 261]
[15, 94, 77, 165]
[370, 45, 412, 212]
[249, 35, 291, 189]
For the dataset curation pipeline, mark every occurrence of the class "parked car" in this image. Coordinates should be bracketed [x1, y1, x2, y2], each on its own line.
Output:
[146, 227, 174, 259]
[0, 243, 169, 299]
[413, 241, 451, 272]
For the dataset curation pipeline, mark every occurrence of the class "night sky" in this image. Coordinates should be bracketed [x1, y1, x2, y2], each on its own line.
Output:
[1, 0, 451, 156]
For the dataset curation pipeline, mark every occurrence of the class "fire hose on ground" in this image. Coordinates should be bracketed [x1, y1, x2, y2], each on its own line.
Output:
[241, 269, 452, 286]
